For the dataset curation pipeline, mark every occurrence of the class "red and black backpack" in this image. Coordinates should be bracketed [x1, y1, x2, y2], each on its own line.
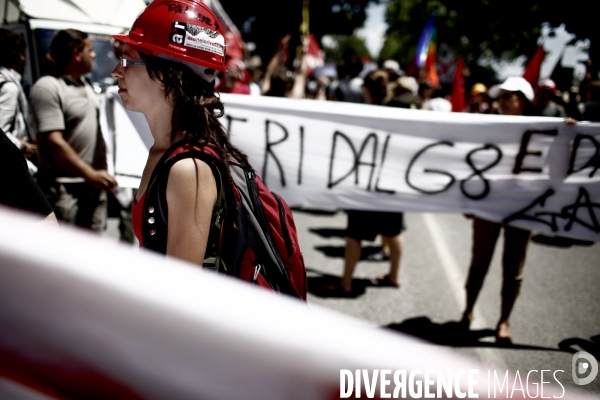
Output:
[142, 140, 307, 300]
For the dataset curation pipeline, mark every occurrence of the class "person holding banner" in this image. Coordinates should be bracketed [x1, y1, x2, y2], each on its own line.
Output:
[460, 77, 537, 344]
[110, 0, 253, 266]
[332, 70, 405, 294]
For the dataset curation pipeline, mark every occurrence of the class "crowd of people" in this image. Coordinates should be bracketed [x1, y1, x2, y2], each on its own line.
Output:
[1, 3, 599, 346]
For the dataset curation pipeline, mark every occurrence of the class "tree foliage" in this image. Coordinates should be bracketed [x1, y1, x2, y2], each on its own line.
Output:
[219, 0, 377, 64]
[381, 0, 598, 77]
[322, 34, 371, 63]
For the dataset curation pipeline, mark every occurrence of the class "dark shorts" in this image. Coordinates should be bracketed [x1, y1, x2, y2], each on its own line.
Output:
[345, 210, 405, 242]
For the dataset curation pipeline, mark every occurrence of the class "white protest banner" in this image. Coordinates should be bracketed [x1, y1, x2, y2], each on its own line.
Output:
[220, 94, 600, 242]
[102, 91, 600, 242]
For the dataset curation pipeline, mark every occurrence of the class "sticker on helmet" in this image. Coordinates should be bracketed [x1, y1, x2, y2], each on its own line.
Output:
[170, 21, 224, 57]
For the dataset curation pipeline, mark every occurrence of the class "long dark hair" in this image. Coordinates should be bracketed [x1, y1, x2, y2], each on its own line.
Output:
[0, 28, 26, 70]
[140, 53, 252, 214]
[43, 29, 88, 77]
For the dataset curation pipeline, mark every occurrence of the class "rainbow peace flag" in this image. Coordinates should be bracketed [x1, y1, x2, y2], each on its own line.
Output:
[415, 16, 439, 86]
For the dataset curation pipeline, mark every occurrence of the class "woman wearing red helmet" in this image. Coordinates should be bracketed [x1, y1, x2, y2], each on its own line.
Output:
[112, 0, 251, 265]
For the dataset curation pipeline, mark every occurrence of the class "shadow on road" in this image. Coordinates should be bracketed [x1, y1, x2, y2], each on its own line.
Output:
[313, 244, 389, 260]
[384, 316, 561, 351]
[531, 234, 595, 248]
[309, 228, 346, 239]
[306, 268, 377, 298]
[558, 334, 600, 359]
[291, 207, 339, 216]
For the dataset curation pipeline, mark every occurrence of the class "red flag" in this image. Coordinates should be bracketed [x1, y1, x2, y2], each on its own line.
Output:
[406, 57, 416, 77]
[522, 45, 545, 88]
[305, 34, 324, 76]
[451, 56, 465, 112]
[424, 49, 439, 87]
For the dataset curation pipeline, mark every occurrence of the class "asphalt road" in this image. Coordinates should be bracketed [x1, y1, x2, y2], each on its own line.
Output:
[292, 209, 600, 398]
[105, 209, 600, 397]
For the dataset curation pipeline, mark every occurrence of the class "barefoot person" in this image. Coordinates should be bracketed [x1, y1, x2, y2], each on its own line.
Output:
[333, 70, 405, 294]
[459, 77, 536, 343]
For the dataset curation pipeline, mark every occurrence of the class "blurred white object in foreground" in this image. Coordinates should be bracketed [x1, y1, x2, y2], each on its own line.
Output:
[0, 207, 582, 399]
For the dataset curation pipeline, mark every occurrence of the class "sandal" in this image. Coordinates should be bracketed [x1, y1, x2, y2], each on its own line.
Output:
[322, 281, 354, 297]
[367, 249, 390, 261]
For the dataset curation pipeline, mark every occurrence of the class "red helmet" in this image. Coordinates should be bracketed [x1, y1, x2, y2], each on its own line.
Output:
[113, 0, 227, 76]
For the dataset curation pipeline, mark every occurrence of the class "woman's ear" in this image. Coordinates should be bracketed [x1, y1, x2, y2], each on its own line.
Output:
[157, 71, 165, 89]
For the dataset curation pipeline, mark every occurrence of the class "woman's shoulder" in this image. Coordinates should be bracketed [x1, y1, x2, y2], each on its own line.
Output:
[165, 157, 218, 208]
[168, 157, 216, 186]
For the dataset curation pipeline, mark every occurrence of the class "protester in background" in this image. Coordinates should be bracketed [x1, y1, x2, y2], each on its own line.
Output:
[0, 28, 37, 171]
[417, 80, 452, 112]
[216, 58, 250, 95]
[382, 59, 404, 81]
[246, 55, 264, 96]
[330, 70, 405, 294]
[30, 29, 116, 231]
[306, 75, 330, 100]
[466, 83, 491, 114]
[261, 35, 292, 97]
[330, 49, 364, 103]
[577, 80, 600, 122]
[388, 76, 419, 109]
[111, 1, 254, 266]
[0, 127, 56, 223]
[460, 76, 536, 343]
[533, 78, 566, 118]
[261, 34, 308, 98]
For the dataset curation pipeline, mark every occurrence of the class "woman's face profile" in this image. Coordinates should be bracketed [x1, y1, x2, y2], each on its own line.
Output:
[112, 45, 165, 113]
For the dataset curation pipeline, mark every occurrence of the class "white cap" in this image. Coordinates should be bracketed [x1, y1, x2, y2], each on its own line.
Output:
[383, 59, 400, 72]
[397, 76, 419, 96]
[489, 77, 534, 101]
[538, 78, 557, 92]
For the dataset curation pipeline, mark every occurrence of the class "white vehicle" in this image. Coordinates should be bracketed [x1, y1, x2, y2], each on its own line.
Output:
[1, 0, 244, 189]
[1, 0, 147, 92]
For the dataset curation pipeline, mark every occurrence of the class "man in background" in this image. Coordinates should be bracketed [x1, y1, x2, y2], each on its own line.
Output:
[0, 28, 37, 172]
[30, 29, 116, 231]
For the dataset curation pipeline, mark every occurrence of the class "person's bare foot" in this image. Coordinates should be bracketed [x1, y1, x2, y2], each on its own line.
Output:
[339, 279, 353, 292]
[496, 321, 512, 344]
[458, 312, 472, 330]
[374, 274, 400, 287]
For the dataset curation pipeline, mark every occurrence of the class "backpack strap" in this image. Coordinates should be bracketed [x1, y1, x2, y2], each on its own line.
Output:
[142, 140, 228, 269]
